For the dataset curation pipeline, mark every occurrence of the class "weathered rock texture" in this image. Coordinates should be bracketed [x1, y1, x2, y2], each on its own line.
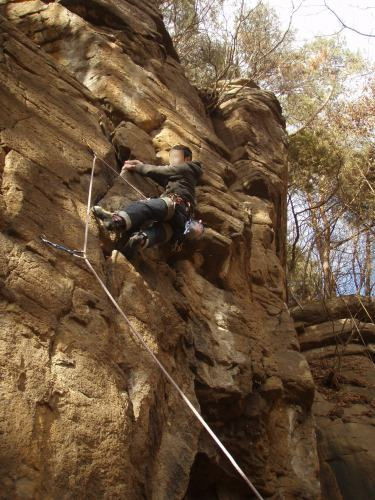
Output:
[1, 1, 320, 498]
[291, 296, 375, 500]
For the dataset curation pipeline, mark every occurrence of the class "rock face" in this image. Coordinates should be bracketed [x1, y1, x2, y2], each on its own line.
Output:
[1, 2, 320, 498]
[291, 296, 375, 500]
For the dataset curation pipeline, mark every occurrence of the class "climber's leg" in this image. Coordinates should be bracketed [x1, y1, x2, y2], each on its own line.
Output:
[118, 198, 171, 230]
[125, 204, 188, 255]
[111, 202, 189, 259]
[142, 222, 174, 248]
[116, 223, 173, 259]
[139, 203, 189, 250]
[93, 197, 174, 232]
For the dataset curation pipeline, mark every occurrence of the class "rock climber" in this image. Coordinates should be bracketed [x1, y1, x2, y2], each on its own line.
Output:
[92, 144, 203, 258]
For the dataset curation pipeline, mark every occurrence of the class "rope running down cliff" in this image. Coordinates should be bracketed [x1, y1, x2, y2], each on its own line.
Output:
[41, 149, 265, 500]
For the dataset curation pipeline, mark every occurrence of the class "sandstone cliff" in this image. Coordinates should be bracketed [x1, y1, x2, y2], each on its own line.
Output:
[291, 296, 375, 500]
[0, 1, 320, 498]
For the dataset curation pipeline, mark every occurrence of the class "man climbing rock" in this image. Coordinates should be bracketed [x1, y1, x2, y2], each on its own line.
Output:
[92, 144, 203, 258]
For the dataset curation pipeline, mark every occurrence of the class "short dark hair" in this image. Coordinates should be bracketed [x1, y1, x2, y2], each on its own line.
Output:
[170, 144, 192, 160]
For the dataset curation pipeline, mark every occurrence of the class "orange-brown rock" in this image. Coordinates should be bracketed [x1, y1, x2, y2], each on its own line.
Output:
[1, 2, 320, 498]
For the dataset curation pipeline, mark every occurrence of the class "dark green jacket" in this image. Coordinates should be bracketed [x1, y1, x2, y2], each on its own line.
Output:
[133, 161, 203, 207]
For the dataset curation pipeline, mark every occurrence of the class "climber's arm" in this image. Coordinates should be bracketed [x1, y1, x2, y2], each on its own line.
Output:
[122, 160, 180, 186]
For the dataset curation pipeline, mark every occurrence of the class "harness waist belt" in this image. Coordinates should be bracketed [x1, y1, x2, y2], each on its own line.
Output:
[163, 193, 192, 211]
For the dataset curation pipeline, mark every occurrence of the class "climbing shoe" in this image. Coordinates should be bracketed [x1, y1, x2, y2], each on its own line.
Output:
[122, 231, 147, 260]
[92, 205, 126, 231]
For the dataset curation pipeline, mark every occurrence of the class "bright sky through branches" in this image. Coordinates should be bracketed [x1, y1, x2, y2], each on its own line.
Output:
[223, 0, 375, 61]
[270, 0, 374, 59]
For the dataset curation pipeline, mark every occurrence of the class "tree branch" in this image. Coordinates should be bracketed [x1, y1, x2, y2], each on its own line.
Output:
[324, 1, 375, 38]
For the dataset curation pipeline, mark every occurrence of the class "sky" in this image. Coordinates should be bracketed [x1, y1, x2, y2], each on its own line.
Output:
[267, 0, 375, 62]
[222, 1, 375, 62]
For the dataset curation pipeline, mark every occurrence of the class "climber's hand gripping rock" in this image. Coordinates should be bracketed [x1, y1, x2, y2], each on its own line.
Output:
[121, 159, 143, 175]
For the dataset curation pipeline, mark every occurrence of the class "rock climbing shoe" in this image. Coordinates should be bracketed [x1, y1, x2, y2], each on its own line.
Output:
[123, 231, 147, 259]
[92, 205, 126, 231]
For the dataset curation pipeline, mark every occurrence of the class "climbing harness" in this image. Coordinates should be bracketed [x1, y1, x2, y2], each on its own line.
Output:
[161, 193, 205, 245]
[39, 149, 264, 500]
[164, 192, 192, 210]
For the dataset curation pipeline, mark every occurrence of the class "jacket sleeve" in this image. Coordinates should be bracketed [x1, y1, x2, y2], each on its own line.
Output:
[132, 163, 181, 186]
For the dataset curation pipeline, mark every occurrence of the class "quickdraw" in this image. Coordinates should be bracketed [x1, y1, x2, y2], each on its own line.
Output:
[40, 234, 85, 258]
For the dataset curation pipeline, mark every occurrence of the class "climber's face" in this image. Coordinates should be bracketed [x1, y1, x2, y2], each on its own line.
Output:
[169, 149, 190, 166]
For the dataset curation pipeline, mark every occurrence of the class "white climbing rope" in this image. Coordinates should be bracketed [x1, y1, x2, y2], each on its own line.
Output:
[83, 154, 97, 255]
[43, 150, 264, 500]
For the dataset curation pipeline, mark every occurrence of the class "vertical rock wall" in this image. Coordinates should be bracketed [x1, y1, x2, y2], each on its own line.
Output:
[1, 2, 320, 498]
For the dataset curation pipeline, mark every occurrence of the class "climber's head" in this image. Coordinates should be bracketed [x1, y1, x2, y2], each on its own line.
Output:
[169, 144, 192, 166]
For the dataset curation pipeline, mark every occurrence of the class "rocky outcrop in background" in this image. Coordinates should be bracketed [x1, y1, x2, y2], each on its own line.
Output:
[291, 296, 375, 500]
[1, 1, 320, 498]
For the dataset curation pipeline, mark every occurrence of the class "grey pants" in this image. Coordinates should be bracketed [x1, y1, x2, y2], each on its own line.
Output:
[116, 197, 189, 248]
